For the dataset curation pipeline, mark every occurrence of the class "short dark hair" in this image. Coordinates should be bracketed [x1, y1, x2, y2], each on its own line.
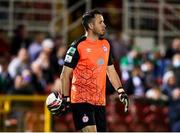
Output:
[82, 9, 102, 31]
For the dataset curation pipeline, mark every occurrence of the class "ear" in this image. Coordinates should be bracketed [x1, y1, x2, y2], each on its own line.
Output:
[88, 23, 94, 30]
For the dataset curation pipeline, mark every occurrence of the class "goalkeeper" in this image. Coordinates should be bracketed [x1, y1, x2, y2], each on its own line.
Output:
[48, 9, 129, 132]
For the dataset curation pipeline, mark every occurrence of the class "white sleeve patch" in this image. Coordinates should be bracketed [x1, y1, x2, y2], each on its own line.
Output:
[64, 55, 73, 63]
[67, 47, 76, 55]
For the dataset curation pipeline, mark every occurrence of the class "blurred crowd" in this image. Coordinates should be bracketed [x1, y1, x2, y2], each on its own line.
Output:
[108, 31, 180, 131]
[0, 24, 180, 131]
[0, 25, 67, 95]
[0, 24, 69, 131]
[109, 32, 180, 100]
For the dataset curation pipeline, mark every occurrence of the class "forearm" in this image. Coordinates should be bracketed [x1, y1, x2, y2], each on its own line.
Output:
[107, 65, 129, 112]
[60, 66, 73, 97]
[107, 65, 125, 93]
[60, 76, 71, 96]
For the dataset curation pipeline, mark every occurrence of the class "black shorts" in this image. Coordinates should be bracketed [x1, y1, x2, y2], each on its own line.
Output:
[71, 103, 106, 132]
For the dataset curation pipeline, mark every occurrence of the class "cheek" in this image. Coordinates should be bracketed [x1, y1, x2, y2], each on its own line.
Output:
[93, 25, 101, 32]
[98, 25, 104, 32]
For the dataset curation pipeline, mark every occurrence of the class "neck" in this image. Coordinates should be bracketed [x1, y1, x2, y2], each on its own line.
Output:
[85, 31, 99, 41]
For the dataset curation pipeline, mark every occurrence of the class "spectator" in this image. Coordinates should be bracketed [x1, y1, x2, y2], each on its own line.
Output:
[109, 32, 130, 78]
[31, 61, 46, 94]
[161, 71, 180, 132]
[42, 38, 54, 56]
[50, 35, 66, 76]
[124, 66, 146, 97]
[165, 38, 180, 60]
[8, 69, 34, 95]
[151, 49, 171, 82]
[146, 86, 165, 100]
[161, 71, 176, 97]
[8, 48, 30, 79]
[53, 35, 64, 49]
[32, 50, 54, 93]
[11, 24, 31, 56]
[0, 58, 12, 93]
[141, 60, 156, 90]
[171, 53, 180, 87]
[109, 32, 129, 62]
[120, 49, 141, 72]
[28, 32, 45, 62]
[0, 29, 10, 55]
[51, 44, 67, 76]
[120, 49, 142, 82]
[40, 38, 55, 84]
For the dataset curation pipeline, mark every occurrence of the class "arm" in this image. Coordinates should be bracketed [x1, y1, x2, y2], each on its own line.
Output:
[107, 64, 129, 112]
[60, 66, 73, 97]
[60, 37, 85, 96]
[47, 66, 72, 116]
[47, 37, 84, 116]
[107, 64, 124, 93]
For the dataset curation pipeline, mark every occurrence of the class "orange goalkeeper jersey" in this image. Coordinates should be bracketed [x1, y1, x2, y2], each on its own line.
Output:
[64, 36, 113, 106]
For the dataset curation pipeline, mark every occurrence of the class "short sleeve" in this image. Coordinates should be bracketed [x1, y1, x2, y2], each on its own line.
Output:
[64, 36, 86, 68]
[64, 45, 79, 68]
[108, 42, 114, 66]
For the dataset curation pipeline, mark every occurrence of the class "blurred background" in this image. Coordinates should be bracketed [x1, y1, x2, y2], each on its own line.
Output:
[0, 0, 180, 132]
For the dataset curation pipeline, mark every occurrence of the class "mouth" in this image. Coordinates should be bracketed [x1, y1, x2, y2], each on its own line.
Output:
[102, 28, 106, 32]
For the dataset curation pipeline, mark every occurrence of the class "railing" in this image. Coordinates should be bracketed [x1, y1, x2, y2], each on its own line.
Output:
[0, 95, 50, 132]
[0, 0, 64, 37]
[0, 95, 170, 131]
[122, 0, 180, 53]
[0, 0, 91, 44]
[50, 0, 91, 44]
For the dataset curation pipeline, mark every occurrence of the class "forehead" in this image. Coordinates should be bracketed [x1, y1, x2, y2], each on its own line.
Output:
[94, 14, 104, 21]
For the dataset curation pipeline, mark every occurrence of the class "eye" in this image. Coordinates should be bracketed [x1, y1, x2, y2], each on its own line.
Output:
[99, 20, 103, 24]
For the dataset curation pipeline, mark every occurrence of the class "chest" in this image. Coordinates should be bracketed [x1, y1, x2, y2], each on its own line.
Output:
[78, 42, 109, 64]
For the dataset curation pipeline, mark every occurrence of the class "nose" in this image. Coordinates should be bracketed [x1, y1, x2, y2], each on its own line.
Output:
[103, 23, 106, 28]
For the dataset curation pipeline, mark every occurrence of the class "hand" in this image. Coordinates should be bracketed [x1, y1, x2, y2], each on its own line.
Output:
[47, 92, 70, 116]
[118, 91, 129, 113]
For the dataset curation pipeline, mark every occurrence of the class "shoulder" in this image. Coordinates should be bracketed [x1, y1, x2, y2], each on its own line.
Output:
[99, 37, 111, 45]
[70, 35, 87, 47]
[99, 36, 108, 41]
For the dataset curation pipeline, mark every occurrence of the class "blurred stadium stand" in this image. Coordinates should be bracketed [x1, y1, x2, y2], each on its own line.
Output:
[0, 0, 180, 132]
[0, 0, 91, 44]
[0, 0, 179, 45]
[0, 95, 170, 132]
